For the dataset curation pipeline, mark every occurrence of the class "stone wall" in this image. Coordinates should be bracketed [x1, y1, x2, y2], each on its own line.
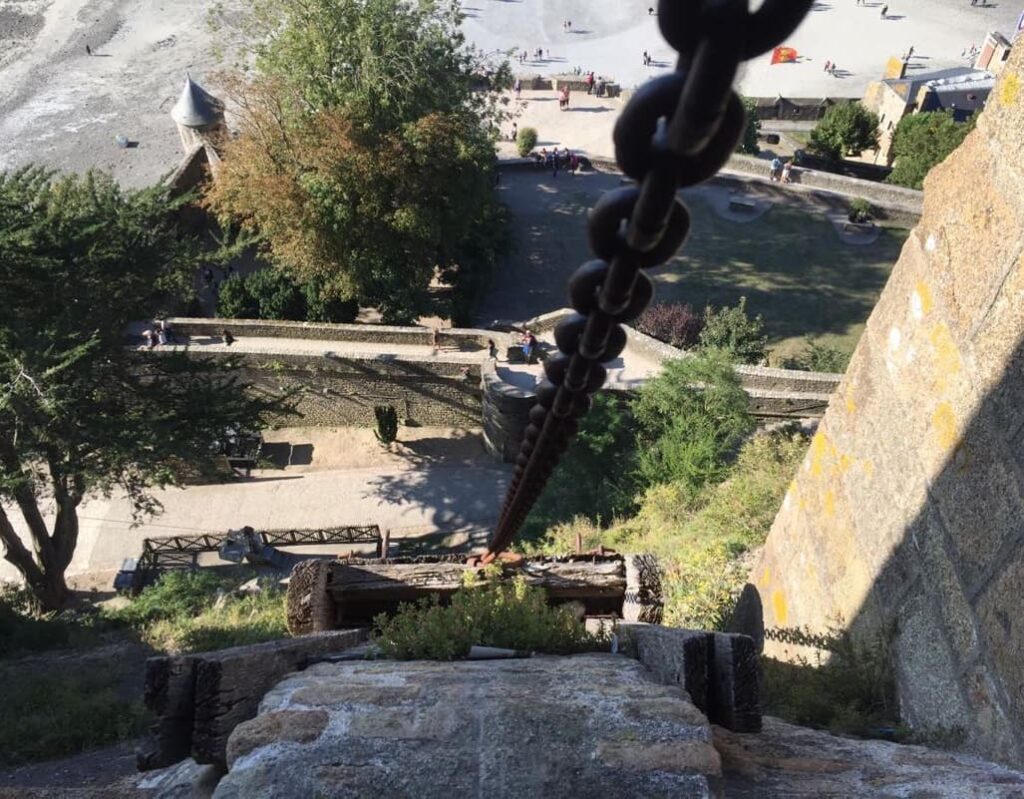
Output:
[169, 318, 494, 349]
[748, 49, 1024, 767]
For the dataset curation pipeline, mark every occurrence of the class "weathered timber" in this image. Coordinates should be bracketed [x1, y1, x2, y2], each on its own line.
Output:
[287, 555, 640, 632]
[138, 629, 366, 771]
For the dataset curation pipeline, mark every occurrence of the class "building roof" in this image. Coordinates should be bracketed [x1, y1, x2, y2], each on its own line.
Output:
[884, 67, 994, 119]
[170, 74, 223, 128]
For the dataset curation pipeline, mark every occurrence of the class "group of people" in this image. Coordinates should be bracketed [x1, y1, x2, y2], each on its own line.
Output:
[642, 50, 654, 67]
[769, 157, 794, 184]
[141, 320, 176, 348]
[537, 147, 581, 177]
[822, 59, 840, 76]
[519, 48, 547, 63]
[561, 19, 573, 31]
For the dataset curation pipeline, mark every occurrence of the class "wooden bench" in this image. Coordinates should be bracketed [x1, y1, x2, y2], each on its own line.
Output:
[729, 197, 758, 213]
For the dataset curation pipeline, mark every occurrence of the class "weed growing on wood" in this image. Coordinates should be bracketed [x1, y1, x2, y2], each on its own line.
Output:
[372, 575, 608, 659]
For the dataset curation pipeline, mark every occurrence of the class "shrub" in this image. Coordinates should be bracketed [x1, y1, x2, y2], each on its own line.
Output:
[109, 570, 288, 653]
[374, 404, 399, 444]
[634, 303, 705, 349]
[762, 625, 900, 738]
[302, 280, 359, 323]
[808, 102, 880, 160]
[521, 393, 640, 540]
[847, 198, 874, 223]
[516, 126, 538, 157]
[632, 353, 755, 492]
[888, 110, 977, 190]
[781, 338, 852, 373]
[699, 297, 769, 364]
[217, 269, 307, 321]
[737, 96, 761, 156]
[372, 573, 607, 659]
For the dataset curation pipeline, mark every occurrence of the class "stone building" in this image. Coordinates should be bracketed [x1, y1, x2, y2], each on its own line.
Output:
[863, 66, 995, 165]
[170, 74, 225, 155]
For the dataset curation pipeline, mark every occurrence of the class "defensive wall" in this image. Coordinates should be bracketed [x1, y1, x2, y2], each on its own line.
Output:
[148, 313, 839, 462]
[748, 47, 1024, 767]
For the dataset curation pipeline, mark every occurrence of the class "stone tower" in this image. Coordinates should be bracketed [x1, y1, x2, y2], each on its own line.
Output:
[750, 46, 1024, 767]
[170, 74, 225, 154]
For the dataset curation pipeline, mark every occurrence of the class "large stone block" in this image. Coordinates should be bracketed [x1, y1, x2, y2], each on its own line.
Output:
[975, 551, 1024, 731]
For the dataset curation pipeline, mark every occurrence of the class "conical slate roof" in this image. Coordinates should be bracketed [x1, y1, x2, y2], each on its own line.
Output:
[170, 74, 223, 128]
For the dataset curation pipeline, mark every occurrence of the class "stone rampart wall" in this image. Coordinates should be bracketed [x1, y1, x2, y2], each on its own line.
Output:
[749, 49, 1024, 768]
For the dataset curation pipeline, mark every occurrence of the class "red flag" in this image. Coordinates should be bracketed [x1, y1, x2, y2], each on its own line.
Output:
[771, 46, 798, 65]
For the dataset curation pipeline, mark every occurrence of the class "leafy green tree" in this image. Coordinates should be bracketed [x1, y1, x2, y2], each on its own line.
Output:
[217, 270, 306, 321]
[632, 355, 755, 492]
[522, 394, 640, 540]
[0, 168, 288, 611]
[699, 297, 769, 365]
[737, 97, 761, 155]
[206, 0, 510, 323]
[887, 110, 977, 190]
[808, 102, 880, 160]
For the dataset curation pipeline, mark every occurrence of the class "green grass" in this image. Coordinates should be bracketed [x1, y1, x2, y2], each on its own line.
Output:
[654, 203, 908, 364]
[0, 654, 150, 767]
[0, 570, 289, 765]
[108, 570, 288, 654]
[488, 173, 909, 365]
[524, 432, 809, 630]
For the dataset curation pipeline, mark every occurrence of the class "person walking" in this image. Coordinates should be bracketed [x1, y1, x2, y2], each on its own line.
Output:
[770, 156, 783, 182]
[586, 71, 594, 94]
[511, 122, 518, 142]
[880, 4, 888, 18]
[824, 59, 831, 72]
[781, 160, 793, 183]
[222, 329, 235, 347]
[85, 44, 92, 56]
[642, 50, 649, 66]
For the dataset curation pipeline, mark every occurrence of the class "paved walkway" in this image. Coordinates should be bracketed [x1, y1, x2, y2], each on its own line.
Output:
[0, 455, 510, 586]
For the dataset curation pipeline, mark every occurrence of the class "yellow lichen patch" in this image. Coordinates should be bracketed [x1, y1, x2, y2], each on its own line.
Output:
[928, 323, 963, 393]
[838, 454, 854, 474]
[772, 590, 789, 626]
[823, 490, 836, 517]
[844, 391, 857, 414]
[861, 460, 875, 478]
[808, 431, 836, 477]
[761, 566, 772, 587]
[931, 402, 960, 453]
[912, 280, 934, 319]
[1000, 72, 1020, 108]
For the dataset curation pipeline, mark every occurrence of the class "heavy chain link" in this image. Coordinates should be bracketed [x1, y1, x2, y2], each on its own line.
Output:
[487, 0, 814, 557]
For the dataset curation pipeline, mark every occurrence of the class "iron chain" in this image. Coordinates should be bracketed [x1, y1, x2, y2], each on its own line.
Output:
[487, 0, 814, 557]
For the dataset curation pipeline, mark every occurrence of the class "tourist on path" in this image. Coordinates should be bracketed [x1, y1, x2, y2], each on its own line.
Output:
[770, 157, 783, 182]
[880, 4, 888, 18]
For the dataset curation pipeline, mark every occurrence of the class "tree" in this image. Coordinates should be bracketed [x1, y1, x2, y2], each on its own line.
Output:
[205, 0, 511, 323]
[218, 270, 306, 321]
[808, 102, 880, 160]
[737, 97, 761, 156]
[632, 355, 755, 492]
[887, 110, 977, 190]
[0, 168, 289, 611]
[699, 297, 769, 365]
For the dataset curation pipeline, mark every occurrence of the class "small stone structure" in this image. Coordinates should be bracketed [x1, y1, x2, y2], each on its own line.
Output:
[750, 46, 1024, 767]
[170, 74, 225, 155]
[213, 655, 722, 798]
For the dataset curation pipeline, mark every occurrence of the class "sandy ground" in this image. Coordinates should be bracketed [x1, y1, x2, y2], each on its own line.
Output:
[0, 0, 1018, 185]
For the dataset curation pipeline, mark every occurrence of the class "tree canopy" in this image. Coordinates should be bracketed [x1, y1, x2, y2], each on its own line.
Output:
[887, 110, 977, 190]
[808, 102, 880, 160]
[737, 97, 761, 156]
[0, 168, 288, 610]
[206, 0, 510, 323]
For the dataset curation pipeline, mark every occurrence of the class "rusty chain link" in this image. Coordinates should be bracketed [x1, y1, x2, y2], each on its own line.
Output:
[487, 0, 814, 558]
